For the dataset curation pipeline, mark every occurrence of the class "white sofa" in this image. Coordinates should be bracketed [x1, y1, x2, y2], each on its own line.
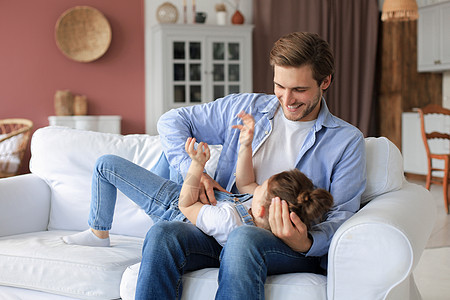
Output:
[0, 126, 436, 300]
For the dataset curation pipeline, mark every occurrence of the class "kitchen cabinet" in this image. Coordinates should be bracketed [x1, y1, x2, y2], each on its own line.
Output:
[418, 1, 450, 72]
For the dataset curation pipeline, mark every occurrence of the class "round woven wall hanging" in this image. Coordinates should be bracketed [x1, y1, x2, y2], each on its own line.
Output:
[55, 6, 112, 63]
[156, 2, 178, 24]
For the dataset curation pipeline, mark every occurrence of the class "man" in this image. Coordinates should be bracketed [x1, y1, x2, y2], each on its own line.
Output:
[135, 32, 366, 299]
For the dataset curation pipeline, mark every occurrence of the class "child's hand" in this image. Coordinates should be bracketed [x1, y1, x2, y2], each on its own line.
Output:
[185, 137, 210, 166]
[232, 111, 255, 147]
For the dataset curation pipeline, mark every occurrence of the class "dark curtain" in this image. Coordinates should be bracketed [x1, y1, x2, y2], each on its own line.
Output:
[252, 0, 379, 136]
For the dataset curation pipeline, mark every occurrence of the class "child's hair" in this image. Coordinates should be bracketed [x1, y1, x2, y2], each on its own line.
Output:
[266, 169, 333, 229]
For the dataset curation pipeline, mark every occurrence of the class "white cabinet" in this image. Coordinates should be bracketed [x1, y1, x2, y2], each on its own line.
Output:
[48, 116, 122, 134]
[146, 24, 253, 134]
[402, 113, 428, 175]
[418, 1, 450, 72]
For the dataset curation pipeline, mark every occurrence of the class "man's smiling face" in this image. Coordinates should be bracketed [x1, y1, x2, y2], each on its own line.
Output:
[274, 65, 330, 122]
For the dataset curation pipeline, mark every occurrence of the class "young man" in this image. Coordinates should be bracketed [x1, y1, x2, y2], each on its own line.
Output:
[135, 32, 366, 299]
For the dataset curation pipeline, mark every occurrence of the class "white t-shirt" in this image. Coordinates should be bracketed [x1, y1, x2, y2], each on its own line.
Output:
[252, 108, 316, 184]
[195, 200, 252, 246]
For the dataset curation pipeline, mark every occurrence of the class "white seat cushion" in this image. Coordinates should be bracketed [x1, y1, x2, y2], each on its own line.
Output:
[0, 230, 143, 299]
[120, 263, 327, 300]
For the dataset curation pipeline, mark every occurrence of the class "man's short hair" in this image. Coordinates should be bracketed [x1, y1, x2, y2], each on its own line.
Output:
[270, 32, 335, 87]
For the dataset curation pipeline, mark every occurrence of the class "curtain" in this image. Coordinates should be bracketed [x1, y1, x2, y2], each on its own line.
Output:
[252, 0, 379, 136]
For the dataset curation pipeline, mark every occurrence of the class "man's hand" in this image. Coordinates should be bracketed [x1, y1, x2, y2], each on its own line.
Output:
[198, 173, 229, 205]
[269, 197, 312, 253]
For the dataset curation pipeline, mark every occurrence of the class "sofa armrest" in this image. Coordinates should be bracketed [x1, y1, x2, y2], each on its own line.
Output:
[0, 174, 51, 237]
[327, 181, 436, 300]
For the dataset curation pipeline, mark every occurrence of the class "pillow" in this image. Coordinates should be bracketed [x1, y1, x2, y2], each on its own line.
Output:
[361, 137, 404, 205]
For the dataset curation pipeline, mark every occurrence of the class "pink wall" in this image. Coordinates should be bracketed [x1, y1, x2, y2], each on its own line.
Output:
[0, 0, 145, 173]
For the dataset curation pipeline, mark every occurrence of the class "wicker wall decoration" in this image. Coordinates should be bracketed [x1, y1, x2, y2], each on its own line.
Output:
[55, 6, 112, 63]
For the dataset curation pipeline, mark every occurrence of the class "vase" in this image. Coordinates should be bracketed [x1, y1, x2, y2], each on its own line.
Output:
[217, 11, 227, 25]
[231, 9, 244, 24]
[54, 90, 74, 116]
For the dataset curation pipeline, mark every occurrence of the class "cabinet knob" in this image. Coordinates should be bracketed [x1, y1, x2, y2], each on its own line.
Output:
[434, 60, 441, 65]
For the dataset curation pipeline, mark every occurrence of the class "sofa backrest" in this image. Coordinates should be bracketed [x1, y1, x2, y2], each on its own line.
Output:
[361, 137, 404, 204]
[30, 127, 404, 238]
[31, 127, 162, 237]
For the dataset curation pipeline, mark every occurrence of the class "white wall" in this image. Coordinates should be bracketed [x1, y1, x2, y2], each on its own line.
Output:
[416, 0, 449, 7]
[444, 72, 450, 109]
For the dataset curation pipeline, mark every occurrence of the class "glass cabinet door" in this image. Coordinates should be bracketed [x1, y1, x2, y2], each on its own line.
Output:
[171, 40, 203, 105]
[212, 41, 242, 100]
[167, 35, 246, 108]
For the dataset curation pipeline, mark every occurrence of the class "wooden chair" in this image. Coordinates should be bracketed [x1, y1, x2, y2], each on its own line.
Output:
[0, 119, 33, 178]
[417, 104, 450, 214]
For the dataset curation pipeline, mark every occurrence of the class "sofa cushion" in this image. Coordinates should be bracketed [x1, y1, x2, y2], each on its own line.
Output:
[0, 230, 143, 300]
[30, 127, 163, 237]
[362, 137, 404, 205]
[120, 263, 327, 300]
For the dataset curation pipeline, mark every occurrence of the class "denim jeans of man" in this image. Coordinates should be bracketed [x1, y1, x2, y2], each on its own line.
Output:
[135, 222, 322, 300]
[133, 157, 322, 300]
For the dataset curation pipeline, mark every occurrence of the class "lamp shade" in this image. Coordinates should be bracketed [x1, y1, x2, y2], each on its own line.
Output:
[381, 0, 418, 22]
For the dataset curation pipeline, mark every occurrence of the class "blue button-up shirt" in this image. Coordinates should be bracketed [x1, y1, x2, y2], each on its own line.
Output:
[158, 93, 366, 264]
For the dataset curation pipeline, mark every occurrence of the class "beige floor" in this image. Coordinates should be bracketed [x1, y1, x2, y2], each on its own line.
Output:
[409, 179, 450, 300]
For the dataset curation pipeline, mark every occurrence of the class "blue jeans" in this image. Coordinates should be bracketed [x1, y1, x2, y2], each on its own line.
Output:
[136, 223, 322, 300]
[88, 154, 187, 230]
[88, 154, 253, 230]
[216, 226, 322, 299]
[134, 156, 322, 300]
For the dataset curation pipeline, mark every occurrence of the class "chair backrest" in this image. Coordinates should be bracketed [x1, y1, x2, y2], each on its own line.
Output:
[417, 104, 450, 158]
[0, 118, 33, 177]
